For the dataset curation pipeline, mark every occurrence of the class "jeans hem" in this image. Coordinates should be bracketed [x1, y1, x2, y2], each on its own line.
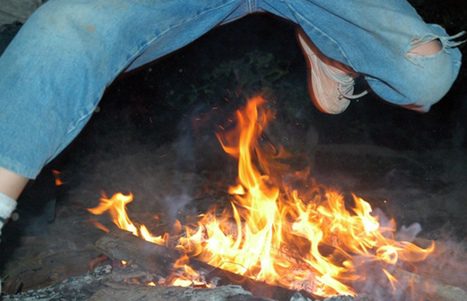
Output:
[0, 154, 37, 179]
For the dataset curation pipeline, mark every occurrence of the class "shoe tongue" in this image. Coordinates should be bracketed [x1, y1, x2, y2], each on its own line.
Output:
[324, 66, 353, 84]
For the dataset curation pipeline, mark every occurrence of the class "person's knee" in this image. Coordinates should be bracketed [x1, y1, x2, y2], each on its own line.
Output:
[400, 40, 456, 111]
[408, 39, 442, 56]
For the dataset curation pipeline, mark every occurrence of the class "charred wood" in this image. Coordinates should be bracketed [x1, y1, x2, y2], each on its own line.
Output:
[95, 230, 318, 301]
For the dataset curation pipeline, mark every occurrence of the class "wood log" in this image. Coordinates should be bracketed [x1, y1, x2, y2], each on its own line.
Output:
[96, 231, 467, 301]
[95, 231, 178, 276]
[89, 283, 268, 301]
[95, 230, 315, 301]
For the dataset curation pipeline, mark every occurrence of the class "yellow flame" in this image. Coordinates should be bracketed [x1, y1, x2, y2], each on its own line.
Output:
[88, 193, 167, 245]
[382, 268, 399, 292]
[88, 96, 435, 297]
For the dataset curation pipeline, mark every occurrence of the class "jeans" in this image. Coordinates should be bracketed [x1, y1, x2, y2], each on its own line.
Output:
[0, 0, 463, 179]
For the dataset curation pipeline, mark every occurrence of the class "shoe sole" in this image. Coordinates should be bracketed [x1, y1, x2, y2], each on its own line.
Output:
[296, 29, 350, 114]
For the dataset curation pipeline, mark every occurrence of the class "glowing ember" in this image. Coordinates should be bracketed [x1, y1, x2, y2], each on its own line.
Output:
[88, 96, 435, 297]
[52, 169, 63, 186]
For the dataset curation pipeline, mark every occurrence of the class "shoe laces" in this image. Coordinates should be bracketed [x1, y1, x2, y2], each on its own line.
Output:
[315, 56, 368, 100]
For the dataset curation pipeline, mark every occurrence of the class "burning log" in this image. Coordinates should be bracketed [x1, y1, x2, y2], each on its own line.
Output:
[89, 284, 263, 301]
[88, 98, 466, 300]
[95, 230, 317, 301]
[2, 264, 265, 301]
[95, 231, 467, 301]
[95, 230, 177, 276]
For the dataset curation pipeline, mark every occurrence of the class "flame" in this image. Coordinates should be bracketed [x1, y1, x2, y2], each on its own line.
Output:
[52, 169, 63, 186]
[88, 193, 166, 245]
[382, 268, 398, 292]
[89, 219, 110, 233]
[178, 96, 434, 296]
[162, 254, 214, 288]
[88, 96, 435, 297]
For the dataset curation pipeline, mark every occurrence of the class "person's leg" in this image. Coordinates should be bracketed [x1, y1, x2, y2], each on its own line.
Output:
[0, 0, 248, 178]
[259, 0, 463, 112]
[409, 40, 442, 56]
[0, 168, 28, 200]
[0, 0, 252, 230]
[296, 29, 367, 114]
[402, 39, 444, 111]
[0, 168, 27, 235]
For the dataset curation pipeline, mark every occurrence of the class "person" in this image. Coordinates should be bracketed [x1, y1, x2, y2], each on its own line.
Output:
[0, 0, 464, 236]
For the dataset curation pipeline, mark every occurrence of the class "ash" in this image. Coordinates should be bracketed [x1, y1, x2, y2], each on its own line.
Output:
[291, 292, 354, 301]
[2, 262, 355, 301]
[2, 265, 112, 301]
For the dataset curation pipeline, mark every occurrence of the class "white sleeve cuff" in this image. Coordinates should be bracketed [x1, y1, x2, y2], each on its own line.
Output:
[0, 192, 17, 220]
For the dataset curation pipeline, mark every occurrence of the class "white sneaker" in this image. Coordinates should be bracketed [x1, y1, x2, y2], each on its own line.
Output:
[297, 30, 367, 114]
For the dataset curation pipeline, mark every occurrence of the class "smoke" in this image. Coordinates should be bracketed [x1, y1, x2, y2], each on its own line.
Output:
[351, 208, 467, 301]
[415, 230, 467, 290]
[63, 102, 235, 227]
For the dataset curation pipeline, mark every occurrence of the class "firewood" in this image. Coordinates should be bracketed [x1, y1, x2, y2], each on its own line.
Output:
[96, 231, 467, 301]
[95, 231, 178, 276]
[89, 284, 268, 301]
[95, 230, 315, 300]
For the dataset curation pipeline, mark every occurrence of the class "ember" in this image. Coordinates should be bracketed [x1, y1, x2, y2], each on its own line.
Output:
[88, 96, 435, 299]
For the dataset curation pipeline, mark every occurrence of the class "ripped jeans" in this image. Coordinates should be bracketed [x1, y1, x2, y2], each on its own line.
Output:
[0, 0, 463, 179]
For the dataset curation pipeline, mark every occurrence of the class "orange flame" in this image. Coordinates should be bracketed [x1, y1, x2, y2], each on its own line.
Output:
[52, 169, 63, 186]
[88, 96, 434, 297]
[165, 254, 213, 288]
[88, 193, 166, 246]
[89, 219, 110, 233]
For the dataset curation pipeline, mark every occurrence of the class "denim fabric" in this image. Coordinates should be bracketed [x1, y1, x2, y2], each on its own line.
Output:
[0, 0, 463, 178]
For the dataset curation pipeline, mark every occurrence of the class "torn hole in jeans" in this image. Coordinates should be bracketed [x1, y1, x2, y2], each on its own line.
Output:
[408, 39, 442, 56]
[405, 31, 465, 64]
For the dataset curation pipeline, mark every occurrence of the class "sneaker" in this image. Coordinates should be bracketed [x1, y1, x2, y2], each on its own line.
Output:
[297, 30, 367, 114]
